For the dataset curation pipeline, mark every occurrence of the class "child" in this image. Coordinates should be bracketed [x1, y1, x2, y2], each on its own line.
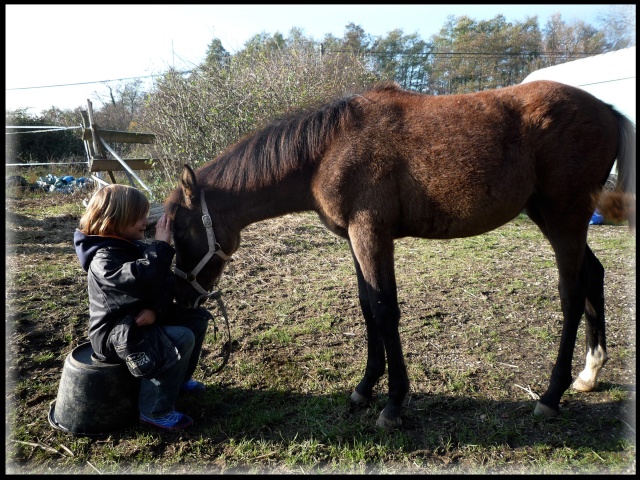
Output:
[73, 184, 212, 431]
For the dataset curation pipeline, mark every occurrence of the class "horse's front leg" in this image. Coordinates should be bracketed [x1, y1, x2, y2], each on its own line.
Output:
[348, 228, 409, 428]
[348, 241, 386, 405]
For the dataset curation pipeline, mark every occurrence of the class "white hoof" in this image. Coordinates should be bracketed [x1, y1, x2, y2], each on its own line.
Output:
[533, 401, 559, 418]
[375, 410, 402, 429]
[572, 377, 596, 392]
[350, 390, 370, 405]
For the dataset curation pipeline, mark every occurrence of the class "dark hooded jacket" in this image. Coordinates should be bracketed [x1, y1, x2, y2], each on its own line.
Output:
[73, 229, 176, 362]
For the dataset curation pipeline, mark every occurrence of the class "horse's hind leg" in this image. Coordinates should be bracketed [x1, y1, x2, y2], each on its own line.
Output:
[526, 204, 590, 417]
[535, 240, 589, 417]
[572, 245, 608, 392]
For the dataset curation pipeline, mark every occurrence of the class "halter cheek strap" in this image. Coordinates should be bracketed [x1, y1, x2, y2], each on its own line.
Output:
[174, 190, 231, 307]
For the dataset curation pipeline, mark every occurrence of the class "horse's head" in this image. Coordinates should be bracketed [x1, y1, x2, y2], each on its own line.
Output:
[166, 164, 237, 308]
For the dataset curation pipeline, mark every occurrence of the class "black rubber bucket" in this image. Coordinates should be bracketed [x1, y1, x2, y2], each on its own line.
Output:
[48, 342, 141, 436]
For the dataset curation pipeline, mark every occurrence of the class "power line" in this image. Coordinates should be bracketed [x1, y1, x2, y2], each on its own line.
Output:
[7, 75, 155, 91]
[6, 71, 192, 91]
[579, 76, 636, 87]
[325, 48, 601, 58]
[7, 49, 604, 91]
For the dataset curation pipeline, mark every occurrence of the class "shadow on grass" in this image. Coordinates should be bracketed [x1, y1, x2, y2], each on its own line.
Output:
[75, 385, 637, 455]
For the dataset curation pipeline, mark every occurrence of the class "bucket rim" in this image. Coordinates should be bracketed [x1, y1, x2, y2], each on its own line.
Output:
[47, 400, 110, 438]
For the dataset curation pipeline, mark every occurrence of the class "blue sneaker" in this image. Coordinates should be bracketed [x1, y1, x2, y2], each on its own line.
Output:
[180, 378, 206, 394]
[140, 410, 193, 431]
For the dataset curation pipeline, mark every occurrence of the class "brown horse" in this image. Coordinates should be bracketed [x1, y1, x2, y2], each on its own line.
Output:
[165, 80, 635, 428]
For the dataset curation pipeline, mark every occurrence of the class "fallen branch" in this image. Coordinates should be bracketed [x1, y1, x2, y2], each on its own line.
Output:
[513, 384, 540, 400]
[59, 444, 75, 457]
[11, 439, 68, 457]
[87, 460, 103, 474]
[496, 361, 519, 369]
[618, 417, 636, 434]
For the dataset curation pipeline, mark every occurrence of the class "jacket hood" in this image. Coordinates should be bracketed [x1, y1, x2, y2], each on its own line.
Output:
[73, 229, 141, 271]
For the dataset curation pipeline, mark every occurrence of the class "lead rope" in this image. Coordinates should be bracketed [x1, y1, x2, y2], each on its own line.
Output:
[209, 291, 232, 374]
[197, 190, 232, 373]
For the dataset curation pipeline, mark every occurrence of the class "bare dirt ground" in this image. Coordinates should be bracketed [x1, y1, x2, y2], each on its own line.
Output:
[5, 190, 637, 474]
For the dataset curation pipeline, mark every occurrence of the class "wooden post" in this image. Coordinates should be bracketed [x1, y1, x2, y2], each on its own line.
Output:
[80, 99, 160, 199]
[86, 100, 108, 159]
[80, 111, 95, 159]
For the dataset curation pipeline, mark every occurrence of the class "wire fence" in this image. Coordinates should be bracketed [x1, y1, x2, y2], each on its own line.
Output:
[6, 162, 88, 167]
[5, 125, 82, 134]
[6, 124, 87, 167]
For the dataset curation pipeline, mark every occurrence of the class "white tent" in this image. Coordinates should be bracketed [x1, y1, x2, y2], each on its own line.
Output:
[522, 46, 636, 125]
[522, 47, 636, 178]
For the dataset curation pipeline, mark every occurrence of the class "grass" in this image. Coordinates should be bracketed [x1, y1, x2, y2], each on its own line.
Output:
[5, 189, 636, 474]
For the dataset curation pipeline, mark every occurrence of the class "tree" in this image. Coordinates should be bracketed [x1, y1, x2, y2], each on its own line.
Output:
[204, 38, 231, 67]
[342, 23, 372, 56]
[501, 17, 543, 85]
[370, 29, 431, 91]
[91, 79, 147, 131]
[542, 13, 607, 66]
[427, 13, 605, 94]
[285, 26, 316, 50]
[319, 33, 342, 56]
[138, 32, 376, 185]
[597, 4, 636, 49]
[40, 106, 84, 128]
[428, 15, 499, 94]
[88, 79, 149, 159]
[242, 31, 287, 57]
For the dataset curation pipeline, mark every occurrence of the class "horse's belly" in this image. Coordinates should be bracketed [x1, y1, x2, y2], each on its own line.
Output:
[407, 202, 525, 239]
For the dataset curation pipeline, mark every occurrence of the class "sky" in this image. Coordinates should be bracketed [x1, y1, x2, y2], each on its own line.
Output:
[5, 4, 620, 115]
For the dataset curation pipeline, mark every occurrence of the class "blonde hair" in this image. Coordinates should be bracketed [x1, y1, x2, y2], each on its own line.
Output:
[79, 184, 149, 236]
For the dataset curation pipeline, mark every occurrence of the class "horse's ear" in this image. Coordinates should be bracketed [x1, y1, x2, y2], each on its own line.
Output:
[180, 164, 198, 208]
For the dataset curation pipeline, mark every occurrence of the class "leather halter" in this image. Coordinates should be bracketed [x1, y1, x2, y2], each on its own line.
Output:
[173, 190, 231, 308]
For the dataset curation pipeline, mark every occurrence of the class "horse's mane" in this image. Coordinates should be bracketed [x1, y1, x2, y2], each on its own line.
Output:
[194, 86, 392, 192]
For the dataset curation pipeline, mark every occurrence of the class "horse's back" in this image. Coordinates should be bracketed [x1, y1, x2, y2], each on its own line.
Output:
[314, 81, 622, 239]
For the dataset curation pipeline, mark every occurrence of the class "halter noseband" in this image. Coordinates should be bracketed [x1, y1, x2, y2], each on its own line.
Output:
[173, 190, 231, 307]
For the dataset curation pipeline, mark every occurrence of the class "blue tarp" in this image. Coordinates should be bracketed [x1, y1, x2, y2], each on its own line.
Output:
[590, 210, 604, 225]
[7, 174, 94, 194]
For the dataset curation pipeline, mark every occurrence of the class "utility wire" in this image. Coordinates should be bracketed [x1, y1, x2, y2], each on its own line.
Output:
[7, 49, 605, 91]
[326, 48, 602, 57]
[5, 126, 82, 135]
[6, 71, 191, 91]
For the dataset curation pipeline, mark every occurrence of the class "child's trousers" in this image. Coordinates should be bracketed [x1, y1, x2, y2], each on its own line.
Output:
[138, 306, 210, 417]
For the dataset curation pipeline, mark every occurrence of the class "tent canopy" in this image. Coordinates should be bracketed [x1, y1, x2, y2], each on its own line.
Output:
[522, 46, 636, 125]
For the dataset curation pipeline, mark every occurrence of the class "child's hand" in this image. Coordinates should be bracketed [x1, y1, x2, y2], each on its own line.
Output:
[135, 308, 156, 326]
[155, 213, 172, 244]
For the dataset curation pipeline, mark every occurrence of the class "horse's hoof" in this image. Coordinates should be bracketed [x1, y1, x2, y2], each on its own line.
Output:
[572, 377, 596, 392]
[350, 390, 371, 405]
[533, 401, 559, 418]
[375, 410, 402, 429]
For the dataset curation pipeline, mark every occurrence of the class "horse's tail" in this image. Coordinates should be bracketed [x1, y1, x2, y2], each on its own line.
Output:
[612, 110, 636, 196]
[596, 109, 636, 229]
